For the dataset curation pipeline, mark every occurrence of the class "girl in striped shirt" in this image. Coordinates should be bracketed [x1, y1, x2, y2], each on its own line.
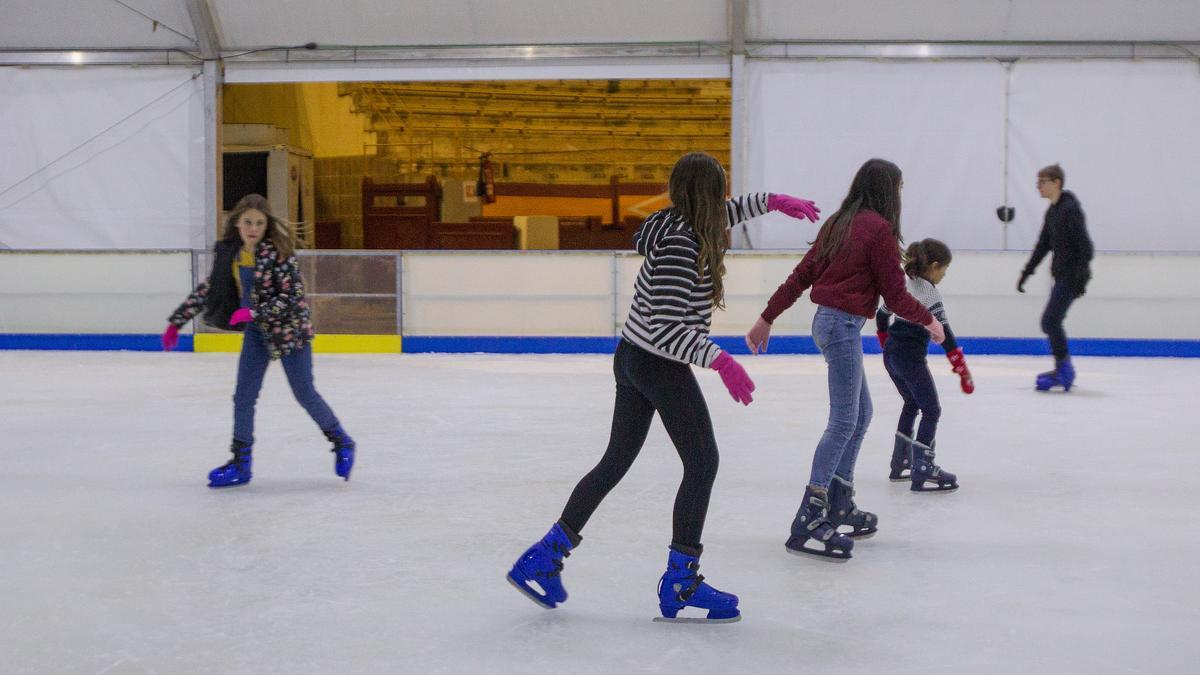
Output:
[507, 152, 820, 623]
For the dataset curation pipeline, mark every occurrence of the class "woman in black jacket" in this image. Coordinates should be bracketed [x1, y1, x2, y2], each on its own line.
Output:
[162, 194, 355, 487]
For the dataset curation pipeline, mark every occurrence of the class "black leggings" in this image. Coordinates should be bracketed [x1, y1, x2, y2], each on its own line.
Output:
[560, 339, 720, 551]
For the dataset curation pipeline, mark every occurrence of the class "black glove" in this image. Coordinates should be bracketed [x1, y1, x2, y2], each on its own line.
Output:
[1017, 271, 1031, 293]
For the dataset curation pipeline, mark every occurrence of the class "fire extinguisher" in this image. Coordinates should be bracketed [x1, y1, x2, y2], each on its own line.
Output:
[476, 152, 496, 204]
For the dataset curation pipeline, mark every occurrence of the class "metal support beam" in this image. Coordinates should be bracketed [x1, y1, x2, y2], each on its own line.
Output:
[200, 60, 222, 249]
[728, 0, 750, 247]
[184, 0, 222, 60]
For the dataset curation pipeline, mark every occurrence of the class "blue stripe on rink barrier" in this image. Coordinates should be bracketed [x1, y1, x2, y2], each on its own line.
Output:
[0, 334, 193, 351]
[1, 334, 1197, 357]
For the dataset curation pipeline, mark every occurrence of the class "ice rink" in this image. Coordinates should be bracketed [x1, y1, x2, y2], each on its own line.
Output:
[2, 350, 1198, 674]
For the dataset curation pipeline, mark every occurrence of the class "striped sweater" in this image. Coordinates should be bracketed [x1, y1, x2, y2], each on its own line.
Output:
[620, 193, 769, 367]
[875, 275, 959, 353]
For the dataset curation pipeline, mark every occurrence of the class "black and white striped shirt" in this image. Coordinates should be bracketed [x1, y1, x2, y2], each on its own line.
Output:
[621, 193, 770, 367]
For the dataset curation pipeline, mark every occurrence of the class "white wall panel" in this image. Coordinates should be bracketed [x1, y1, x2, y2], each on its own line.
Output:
[1005, 60, 1200, 253]
[744, 60, 1008, 250]
[0, 68, 206, 250]
[0, 251, 193, 333]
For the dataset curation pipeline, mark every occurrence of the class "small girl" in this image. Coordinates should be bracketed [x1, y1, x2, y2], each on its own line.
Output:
[162, 194, 355, 488]
[745, 159, 944, 561]
[876, 238, 972, 492]
[506, 152, 820, 622]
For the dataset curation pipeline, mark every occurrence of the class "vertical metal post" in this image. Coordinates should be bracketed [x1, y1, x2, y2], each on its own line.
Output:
[396, 251, 406, 340]
[611, 252, 620, 338]
[728, 0, 750, 247]
[186, 0, 223, 250]
[1002, 60, 1014, 251]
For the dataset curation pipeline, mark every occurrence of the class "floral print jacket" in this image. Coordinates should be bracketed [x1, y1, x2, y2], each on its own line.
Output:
[168, 240, 313, 360]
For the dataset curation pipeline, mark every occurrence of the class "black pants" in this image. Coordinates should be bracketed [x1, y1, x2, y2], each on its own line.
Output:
[560, 339, 720, 551]
[1041, 280, 1078, 362]
[883, 340, 941, 446]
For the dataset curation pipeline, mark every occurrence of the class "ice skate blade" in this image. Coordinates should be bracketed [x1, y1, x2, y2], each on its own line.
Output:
[910, 485, 959, 494]
[208, 481, 250, 489]
[506, 574, 556, 610]
[889, 476, 910, 483]
[653, 614, 741, 624]
[784, 544, 851, 562]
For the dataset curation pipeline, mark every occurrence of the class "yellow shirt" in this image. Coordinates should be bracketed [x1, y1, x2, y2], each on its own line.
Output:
[232, 248, 255, 299]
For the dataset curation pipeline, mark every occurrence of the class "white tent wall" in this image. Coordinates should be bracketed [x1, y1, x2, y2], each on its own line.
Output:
[1006, 60, 1200, 252]
[743, 59, 1008, 250]
[743, 58, 1200, 252]
[0, 67, 207, 250]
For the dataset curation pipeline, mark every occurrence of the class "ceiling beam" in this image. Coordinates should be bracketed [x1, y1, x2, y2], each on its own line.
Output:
[185, 0, 221, 60]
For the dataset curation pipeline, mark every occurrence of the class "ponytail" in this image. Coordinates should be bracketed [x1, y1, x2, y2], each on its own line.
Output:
[903, 238, 953, 279]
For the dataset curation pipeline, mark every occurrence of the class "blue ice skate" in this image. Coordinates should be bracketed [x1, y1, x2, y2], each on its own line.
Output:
[654, 547, 740, 624]
[507, 522, 577, 609]
[1036, 358, 1075, 392]
[829, 475, 878, 538]
[208, 440, 252, 488]
[323, 425, 356, 481]
[910, 439, 958, 493]
[786, 485, 853, 561]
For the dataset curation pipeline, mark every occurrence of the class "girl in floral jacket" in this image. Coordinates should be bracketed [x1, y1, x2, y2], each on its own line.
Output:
[163, 194, 355, 488]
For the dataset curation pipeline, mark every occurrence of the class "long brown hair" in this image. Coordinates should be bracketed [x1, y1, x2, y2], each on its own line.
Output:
[221, 193, 295, 259]
[903, 238, 952, 279]
[668, 152, 729, 309]
[811, 158, 903, 262]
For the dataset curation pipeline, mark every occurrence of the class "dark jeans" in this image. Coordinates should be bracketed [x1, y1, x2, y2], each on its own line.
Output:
[233, 327, 339, 443]
[560, 339, 720, 550]
[1041, 280, 1078, 362]
[883, 340, 941, 446]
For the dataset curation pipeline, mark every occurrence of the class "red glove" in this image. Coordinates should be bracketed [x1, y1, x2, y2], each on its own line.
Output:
[161, 324, 179, 351]
[767, 193, 821, 222]
[946, 348, 974, 394]
[745, 316, 772, 354]
[711, 352, 755, 405]
[229, 308, 253, 326]
[876, 331, 888, 349]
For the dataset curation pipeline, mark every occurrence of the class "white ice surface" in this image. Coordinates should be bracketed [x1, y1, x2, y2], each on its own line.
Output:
[2, 351, 1198, 674]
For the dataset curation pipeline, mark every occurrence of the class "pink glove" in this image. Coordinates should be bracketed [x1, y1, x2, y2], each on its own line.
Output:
[161, 324, 179, 351]
[924, 318, 946, 345]
[711, 352, 755, 405]
[229, 308, 253, 326]
[767, 193, 821, 222]
[745, 316, 772, 354]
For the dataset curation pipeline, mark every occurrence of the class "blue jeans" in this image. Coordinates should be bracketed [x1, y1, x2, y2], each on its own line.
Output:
[233, 327, 339, 443]
[1041, 280, 1078, 362]
[808, 306, 872, 488]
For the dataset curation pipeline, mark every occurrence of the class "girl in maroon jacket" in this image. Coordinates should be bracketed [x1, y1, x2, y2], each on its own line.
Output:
[744, 159, 944, 561]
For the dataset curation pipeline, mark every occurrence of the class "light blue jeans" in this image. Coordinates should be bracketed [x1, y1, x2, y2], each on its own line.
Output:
[808, 306, 872, 488]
